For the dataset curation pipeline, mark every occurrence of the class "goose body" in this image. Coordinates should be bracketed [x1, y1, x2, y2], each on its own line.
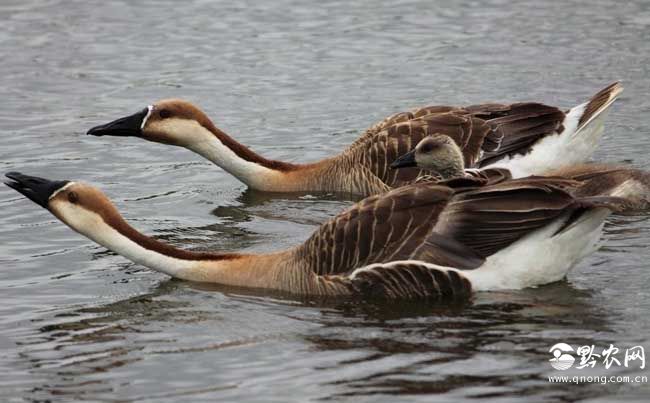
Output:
[87, 83, 622, 196]
[6, 171, 626, 300]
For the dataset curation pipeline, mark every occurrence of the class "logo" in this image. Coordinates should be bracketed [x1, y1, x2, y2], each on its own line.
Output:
[549, 343, 575, 370]
[548, 343, 645, 372]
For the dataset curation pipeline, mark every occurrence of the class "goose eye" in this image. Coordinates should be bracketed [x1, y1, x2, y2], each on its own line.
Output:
[67, 191, 79, 204]
[159, 109, 172, 119]
[420, 143, 434, 153]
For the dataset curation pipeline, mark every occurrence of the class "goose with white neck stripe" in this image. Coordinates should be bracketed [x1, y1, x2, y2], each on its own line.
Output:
[5, 171, 629, 300]
[87, 82, 623, 196]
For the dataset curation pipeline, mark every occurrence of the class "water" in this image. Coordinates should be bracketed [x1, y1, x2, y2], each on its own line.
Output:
[1, 0, 649, 401]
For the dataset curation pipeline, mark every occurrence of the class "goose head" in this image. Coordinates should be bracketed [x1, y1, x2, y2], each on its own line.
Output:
[5, 172, 241, 277]
[390, 135, 465, 179]
[87, 99, 220, 147]
[86, 100, 299, 190]
[5, 172, 125, 240]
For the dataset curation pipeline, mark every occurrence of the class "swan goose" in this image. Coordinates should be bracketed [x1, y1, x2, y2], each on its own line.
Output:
[86, 83, 622, 196]
[391, 135, 650, 211]
[5, 171, 626, 300]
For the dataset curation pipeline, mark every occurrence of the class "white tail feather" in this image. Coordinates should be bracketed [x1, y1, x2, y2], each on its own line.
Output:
[485, 82, 623, 178]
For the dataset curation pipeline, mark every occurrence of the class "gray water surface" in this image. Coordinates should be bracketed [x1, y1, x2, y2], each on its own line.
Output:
[1, 0, 650, 401]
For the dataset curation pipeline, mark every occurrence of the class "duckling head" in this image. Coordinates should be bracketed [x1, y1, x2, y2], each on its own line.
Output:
[390, 135, 465, 179]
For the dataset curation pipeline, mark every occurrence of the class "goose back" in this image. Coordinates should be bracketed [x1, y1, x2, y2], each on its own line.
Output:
[293, 177, 592, 281]
[340, 102, 566, 189]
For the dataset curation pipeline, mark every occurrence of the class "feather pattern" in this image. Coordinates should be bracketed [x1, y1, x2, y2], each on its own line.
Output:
[294, 176, 599, 280]
[295, 184, 454, 276]
[343, 108, 504, 187]
[546, 163, 650, 211]
[345, 261, 472, 300]
[430, 177, 581, 257]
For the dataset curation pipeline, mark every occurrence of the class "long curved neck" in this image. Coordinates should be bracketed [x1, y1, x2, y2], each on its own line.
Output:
[180, 120, 377, 193]
[184, 122, 315, 190]
[75, 211, 293, 287]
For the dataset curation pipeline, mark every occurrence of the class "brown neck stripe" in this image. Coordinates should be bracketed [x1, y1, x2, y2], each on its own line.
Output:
[100, 207, 242, 261]
[200, 120, 302, 172]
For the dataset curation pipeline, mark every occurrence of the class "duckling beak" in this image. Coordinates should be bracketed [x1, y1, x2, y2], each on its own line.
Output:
[87, 107, 150, 137]
[4, 172, 70, 209]
[390, 150, 417, 169]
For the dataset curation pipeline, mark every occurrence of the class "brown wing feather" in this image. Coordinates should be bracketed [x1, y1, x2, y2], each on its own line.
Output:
[349, 105, 460, 148]
[430, 177, 581, 257]
[295, 183, 487, 276]
[347, 110, 493, 187]
[470, 103, 566, 167]
[344, 261, 472, 300]
[547, 163, 650, 211]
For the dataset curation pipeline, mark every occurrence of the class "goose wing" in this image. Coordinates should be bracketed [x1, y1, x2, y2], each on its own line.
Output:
[346, 261, 472, 300]
[425, 177, 583, 258]
[295, 183, 487, 277]
[466, 103, 566, 167]
[546, 163, 650, 211]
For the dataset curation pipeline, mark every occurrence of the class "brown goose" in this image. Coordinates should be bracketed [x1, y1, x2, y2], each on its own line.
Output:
[86, 83, 622, 196]
[391, 135, 650, 211]
[5, 171, 626, 300]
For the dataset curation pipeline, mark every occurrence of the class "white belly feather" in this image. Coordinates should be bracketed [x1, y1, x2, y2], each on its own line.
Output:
[462, 208, 610, 291]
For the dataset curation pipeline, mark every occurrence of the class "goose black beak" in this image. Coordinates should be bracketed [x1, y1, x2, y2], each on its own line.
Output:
[4, 172, 70, 209]
[390, 150, 417, 169]
[87, 107, 150, 137]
